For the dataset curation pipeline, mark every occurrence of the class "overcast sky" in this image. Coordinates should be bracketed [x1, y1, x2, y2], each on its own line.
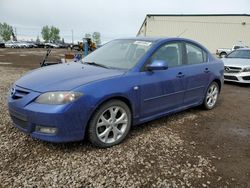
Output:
[1, 0, 250, 43]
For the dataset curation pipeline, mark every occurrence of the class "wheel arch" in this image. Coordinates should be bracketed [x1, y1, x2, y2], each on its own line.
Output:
[212, 79, 222, 92]
[219, 51, 227, 57]
[84, 95, 133, 137]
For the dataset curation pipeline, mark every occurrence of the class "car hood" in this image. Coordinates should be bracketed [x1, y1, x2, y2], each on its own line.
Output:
[222, 58, 250, 68]
[15, 63, 126, 92]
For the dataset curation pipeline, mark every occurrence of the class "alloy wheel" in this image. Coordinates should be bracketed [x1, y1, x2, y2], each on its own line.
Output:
[96, 106, 128, 144]
[206, 83, 219, 108]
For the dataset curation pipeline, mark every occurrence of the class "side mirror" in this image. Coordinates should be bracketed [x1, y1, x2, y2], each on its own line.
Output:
[146, 60, 168, 71]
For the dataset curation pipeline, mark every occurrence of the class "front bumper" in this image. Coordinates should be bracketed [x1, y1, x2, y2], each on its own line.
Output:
[7, 87, 90, 143]
[224, 72, 250, 83]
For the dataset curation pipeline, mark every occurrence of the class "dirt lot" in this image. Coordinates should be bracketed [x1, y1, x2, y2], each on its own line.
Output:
[0, 48, 250, 187]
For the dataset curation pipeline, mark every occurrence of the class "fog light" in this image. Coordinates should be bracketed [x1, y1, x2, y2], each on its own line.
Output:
[35, 126, 57, 134]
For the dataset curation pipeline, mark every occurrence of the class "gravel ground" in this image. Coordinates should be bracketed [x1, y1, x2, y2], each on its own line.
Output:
[0, 67, 217, 187]
[1, 48, 250, 187]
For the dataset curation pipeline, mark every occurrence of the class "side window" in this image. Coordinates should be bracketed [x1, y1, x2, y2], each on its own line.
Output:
[233, 46, 241, 50]
[150, 42, 183, 68]
[186, 43, 208, 65]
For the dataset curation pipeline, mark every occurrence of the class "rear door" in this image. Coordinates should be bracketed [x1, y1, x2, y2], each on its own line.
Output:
[182, 42, 211, 106]
[139, 42, 186, 119]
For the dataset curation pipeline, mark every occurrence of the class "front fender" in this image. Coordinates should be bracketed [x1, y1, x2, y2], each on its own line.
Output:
[74, 73, 140, 129]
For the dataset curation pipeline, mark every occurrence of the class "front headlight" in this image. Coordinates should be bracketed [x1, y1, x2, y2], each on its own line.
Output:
[35, 91, 83, 105]
[243, 67, 250, 72]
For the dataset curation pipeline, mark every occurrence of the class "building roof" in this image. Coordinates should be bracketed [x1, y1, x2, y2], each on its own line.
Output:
[146, 14, 250, 17]
[137, 14, 250, 36]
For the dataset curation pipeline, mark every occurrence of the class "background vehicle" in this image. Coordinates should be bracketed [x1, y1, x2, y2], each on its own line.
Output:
[16, 41, 32, 48]
[25, 41, 37, 48]
[216, 44, 248, 58]
[0, 41, 5, 48]
[44, 43, 59, 48]
[71, 38, 96, 51]
[35, 42, 45, 48]
[222, 48, 250, 83]
[56, 43, 70, 48]
[8, 38, 223, 148]
[4, 41, 35, 48]
[5, 41, 18, 48]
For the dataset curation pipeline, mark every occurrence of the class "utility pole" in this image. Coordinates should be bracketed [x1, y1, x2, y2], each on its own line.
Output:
[12, 27, 17, 41]
[71, 29, 74, 44]
[15, 27, 17, 37]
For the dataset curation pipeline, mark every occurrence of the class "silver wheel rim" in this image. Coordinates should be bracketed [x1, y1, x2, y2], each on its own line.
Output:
[206, 84, 218, 108]
[96, 106, 128, 144]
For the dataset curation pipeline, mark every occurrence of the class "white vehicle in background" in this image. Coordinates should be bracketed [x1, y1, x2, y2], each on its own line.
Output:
[216, 45, 248, 58]
[4, 41, 35, 48]
[14, 41, 27, 48]
[5, 41, 18, 48]
[222, 48, 250, 83]
[15, 41, 33, 48]
[44, 43, 59, 48]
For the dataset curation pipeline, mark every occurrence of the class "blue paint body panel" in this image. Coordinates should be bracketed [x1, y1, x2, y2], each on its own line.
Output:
[7, 37, 224, 143]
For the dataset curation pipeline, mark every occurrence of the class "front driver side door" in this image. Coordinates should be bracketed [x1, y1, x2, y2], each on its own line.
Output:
[139, 42, 186, 120]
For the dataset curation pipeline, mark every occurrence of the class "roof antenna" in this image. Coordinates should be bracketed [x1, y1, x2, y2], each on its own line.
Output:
[177, 29, 188, 37]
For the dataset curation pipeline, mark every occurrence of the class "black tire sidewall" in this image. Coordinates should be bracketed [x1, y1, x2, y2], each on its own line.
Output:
[88, 100, 131, 148]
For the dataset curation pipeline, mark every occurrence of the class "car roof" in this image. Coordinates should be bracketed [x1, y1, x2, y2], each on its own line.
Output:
[116, 37, 200, 43]
[117, 37, 209, 50]
[115, 37, 162, 42]
[236, 48, 250, 50]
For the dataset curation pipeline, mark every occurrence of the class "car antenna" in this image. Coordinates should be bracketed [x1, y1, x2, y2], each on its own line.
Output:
[177, 29, 188, 37]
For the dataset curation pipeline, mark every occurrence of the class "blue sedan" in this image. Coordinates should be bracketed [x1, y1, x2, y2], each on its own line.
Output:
[8, 37, 224, 148]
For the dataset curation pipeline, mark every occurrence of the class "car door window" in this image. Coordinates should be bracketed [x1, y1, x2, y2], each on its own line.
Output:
[150, 42, 183, 68]
[186, 43, 208, 64]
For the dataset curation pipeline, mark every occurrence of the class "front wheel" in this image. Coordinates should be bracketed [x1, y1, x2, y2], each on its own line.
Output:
[88, 100, 131, 148]
[203, 82, 219, 110]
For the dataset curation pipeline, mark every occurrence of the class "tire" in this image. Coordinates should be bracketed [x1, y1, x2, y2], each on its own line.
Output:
[88, 100, 131, 148]
[203, 82, 219, 110]
[220, 52, 227, 58]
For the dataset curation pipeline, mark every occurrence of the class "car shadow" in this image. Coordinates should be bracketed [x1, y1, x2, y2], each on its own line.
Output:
[35, 107, 202, 151]
[224, 81, 250, 87]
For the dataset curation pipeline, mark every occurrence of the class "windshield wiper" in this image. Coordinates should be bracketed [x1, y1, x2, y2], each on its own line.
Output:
[84, 62, 109, 69]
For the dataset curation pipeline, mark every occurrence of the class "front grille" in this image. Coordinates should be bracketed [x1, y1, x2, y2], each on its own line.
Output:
[242, 76, 250, 81]
[11, 87, 30, 100]
[9, 110, 28, 130]
[224, 75, 238, 81]
[224, 66, 242, 73]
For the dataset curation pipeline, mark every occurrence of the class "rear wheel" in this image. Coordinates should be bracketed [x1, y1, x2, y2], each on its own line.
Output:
[203, 82, 219, 110]
[88, 100, 131, 148]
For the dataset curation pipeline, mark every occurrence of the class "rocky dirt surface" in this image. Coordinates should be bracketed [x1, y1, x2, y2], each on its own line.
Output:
[0, 49, 249, 187]
[0, 48, 70, 69]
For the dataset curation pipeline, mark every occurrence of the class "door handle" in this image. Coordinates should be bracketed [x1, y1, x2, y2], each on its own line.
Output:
[176, 72, 185, 78]
[204, 68, 210, 73]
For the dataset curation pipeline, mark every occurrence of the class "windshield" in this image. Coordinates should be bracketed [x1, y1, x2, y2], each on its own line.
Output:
[83, 39, 153, 69]
[227, 50, 250, 59]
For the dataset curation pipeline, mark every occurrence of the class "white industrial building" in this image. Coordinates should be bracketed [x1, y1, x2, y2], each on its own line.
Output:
[137, 14, 250, 53]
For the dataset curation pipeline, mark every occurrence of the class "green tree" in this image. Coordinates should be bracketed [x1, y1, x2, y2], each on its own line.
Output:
[0, 22, 13, 41]
[50, 26, 60, 43]
[41, 25, 60, 43]
[41, 25, 50, 42]
[92, 32, 101, 45]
